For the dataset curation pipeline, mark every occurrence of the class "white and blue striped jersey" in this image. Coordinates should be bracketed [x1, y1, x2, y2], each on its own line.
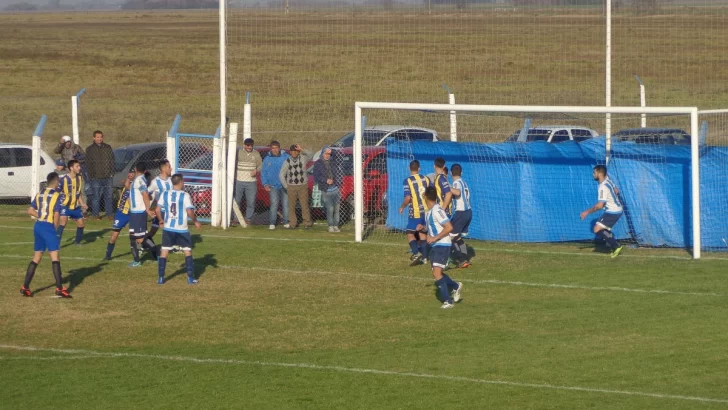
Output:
[425, 204, 452, 247]
[157, 190, 195, 232]
[451, 178, 471, 212]
[148, 176, 172, 203]
[598, 177, 623, 214]
[129, 175, 149, 214]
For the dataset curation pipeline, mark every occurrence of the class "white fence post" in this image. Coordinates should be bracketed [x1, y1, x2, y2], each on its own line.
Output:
[71, 88, 85, 145]
[225, 122, 239, 229]
[211, 127, 222, 227]
[31, 115, 48, 199]
[243, 92, 252, 141]
[443, 85, 457, 142]
[635, 75, 647, 128]
[167, 114, 181, 173]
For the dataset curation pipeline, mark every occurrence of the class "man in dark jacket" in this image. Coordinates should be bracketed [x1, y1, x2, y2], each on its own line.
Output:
[313, 146, 343, 232]
[85, 130, 115, 219]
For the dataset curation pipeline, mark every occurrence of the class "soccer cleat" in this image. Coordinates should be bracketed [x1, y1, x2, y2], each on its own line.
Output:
[409, 254, 423, 266]
[611, 246, 624, 259]
[171, 245, 181, 253]
[283, 224, 290, 228]
[269, 224, 275, 230]
[452, 282, 463, 303]
[157, 277, 165, 285]
[457, 261, 471, 269]
[104, 256, 112, 261]
[128, 261, 142, 268]
[20, 287, 32, 297]
[422, 258, 428, 265]
[441, 301, 454, 309]
[55, 287, 72, 298]
[187, 276, 198, 285]
[328, 226, 335, 233]
[333, 226, 341, 233]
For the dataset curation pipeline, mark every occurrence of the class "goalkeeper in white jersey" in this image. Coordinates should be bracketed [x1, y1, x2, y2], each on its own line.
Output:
[155, 174, 201, 285]
[580, 165, 624, 258]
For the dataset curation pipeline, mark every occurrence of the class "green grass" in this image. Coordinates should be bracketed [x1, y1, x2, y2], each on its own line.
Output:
[1, 215, 727, 408]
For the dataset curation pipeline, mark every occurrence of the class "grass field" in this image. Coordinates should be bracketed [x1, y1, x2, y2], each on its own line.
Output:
[1, 215, 728, 408]
[2, 9, 728, 152]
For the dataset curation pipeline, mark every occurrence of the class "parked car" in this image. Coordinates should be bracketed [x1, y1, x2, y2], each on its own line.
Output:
[0, 143, 56, 199]
[505, 126, 599, 143]
[612, 128, 691, 145]
[308, 146, 388, 222]
[313, 125, 439, 162]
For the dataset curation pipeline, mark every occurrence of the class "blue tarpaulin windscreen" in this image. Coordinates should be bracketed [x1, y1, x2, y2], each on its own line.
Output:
[385, 138, 728, 248]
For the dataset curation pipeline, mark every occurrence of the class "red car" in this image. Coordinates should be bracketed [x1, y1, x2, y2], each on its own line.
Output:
[307, 146, 388, 222]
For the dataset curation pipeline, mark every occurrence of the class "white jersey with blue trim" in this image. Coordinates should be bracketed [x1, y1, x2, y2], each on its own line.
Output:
[129, 175, 149, 214]
[598, 177, 623, 214]
[148, 175, 172, 202]
[451, 178, 471, 212]
[426, 204, 452, 247]
[157, 189, 195, 232]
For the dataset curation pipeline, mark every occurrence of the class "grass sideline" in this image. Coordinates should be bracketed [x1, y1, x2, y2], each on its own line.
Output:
[1, 215, 727, 408]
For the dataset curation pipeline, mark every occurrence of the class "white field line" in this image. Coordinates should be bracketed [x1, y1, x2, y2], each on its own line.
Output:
[0, 242, 33, 245]
[0, 224, 720, 261]
[0, 345, 726, 405]
[0, 253, 722, 297]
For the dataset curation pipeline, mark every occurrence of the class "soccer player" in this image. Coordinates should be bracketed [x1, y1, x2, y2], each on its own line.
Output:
[56, 159, 87, 245]
[417, 186, 462, 309]
[432, 157, 452, 213]
[398, 160, 431, 266]
[449, 164, 472, 268]
[146, 160, 173, 246]
[155, 174, 201, 285]
[580, 165, 624, 258]
[21, 172, 71, 298]
[128, 163, 156, 267]
[104, 171, 134, 260]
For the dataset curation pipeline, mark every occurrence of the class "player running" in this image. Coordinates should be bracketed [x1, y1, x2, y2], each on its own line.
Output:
[104, 171, 134, 260]
[56, 159, 87, 246]
[580, 165, 624, 258]
[418, 186, 463, 309]
[128, 163, 157, 267]
[21, 172, 71, 298]
[449, 164, 472, 268]
[399, 160, 431, 266]
[155, 174, 201, 285]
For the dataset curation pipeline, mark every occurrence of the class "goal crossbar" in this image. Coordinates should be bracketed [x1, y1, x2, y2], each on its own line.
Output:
[353, 102, 701, 259]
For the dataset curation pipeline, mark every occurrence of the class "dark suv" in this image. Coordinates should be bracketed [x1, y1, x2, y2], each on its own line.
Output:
[612, 128, 691, 145]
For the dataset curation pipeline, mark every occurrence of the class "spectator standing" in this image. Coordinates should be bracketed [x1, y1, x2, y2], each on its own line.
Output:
[54, 135, 85, 167]
[54, 159, 67, 176]
[85, 130, 115, 220]
[235, 138, 262, 226]
[261, 141, 290, 230]
[280, 144, 312, 229]
[313, 146, 343, 233]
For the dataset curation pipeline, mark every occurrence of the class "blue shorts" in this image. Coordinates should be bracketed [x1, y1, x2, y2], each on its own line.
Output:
[34, 222, 59, 252]
[429, 245, 450, 269]
[597, 212, 622, 230]
[129, 213, 148, 238]
[450, 209, 472, 237]
[162, 230, 192, 251]
[406, 217, 425, 233]
[60, 206, 83, 220]
[112, 212, 130, 231]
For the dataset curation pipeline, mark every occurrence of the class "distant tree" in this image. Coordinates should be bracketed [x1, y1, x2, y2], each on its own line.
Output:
[4, 2, 38, 10]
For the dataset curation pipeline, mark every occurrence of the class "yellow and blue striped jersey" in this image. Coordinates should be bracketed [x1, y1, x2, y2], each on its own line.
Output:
[403, 174, 431, 218]
[31, 188, 62, 224]
[433, 173, 452, 213]
[59, 174, 83, 209]
[117, 187, 131, 215]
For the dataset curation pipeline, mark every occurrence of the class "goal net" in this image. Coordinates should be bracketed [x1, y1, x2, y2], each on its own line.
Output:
[352, 103, 708, 258]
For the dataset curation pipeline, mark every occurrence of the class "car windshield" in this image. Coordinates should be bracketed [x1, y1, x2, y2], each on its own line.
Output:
[113, 148, 139, 172]
[331, 130, 390, 148]
[185, 152, 213, 170]
[507, 129, 551, 142]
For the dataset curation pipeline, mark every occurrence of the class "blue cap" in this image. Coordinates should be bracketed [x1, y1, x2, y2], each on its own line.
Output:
[55, 159, 65, 167]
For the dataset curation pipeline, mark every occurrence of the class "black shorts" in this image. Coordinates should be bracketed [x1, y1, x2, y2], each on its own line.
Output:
[450, 209, 472, 237]
[597, 212, 622, 230]
[129, 213, 148, 238]
[162, 230, 192, 251]
[429, 246, 450, 269]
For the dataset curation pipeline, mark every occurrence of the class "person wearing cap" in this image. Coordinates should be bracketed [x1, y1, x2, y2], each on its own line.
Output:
[234, 138, 263, 225]
[280, 144, 313, 229]
[54, 135, 85, 168]
[313, 146, 343, 233]
[54, 159, 68, 176]
[261, 141, 290, 230]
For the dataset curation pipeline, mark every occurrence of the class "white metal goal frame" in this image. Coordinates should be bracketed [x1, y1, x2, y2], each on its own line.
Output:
[353, 102, 701, 259]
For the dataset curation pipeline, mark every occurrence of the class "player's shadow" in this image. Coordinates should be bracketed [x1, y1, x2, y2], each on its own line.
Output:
[164, 253, 217, 282]
[31, 261, 107, 295]
[82, 228, 111, 244]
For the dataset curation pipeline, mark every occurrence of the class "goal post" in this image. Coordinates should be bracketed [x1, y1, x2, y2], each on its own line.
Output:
[354, 103, 701, 259]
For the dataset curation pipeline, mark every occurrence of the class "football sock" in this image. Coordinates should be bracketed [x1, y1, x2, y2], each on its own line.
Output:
[24, 261, 38, 288]
[435, 278, 451, 304]
[442, 274, 459, 290]
[185, 256, 194, 279]
[56, 225, 65, 240]
[51, 261, 63, 288]
[105, 243, 115, 259]
[158, 257, 167, 279]
[419, 241, 428, 259]
[130, 237, 140, 262]
[75, 227, 84, 244]
[601, 230, 620, 249]
[456, 239, 468, 260]
[408, 240, 419, 255]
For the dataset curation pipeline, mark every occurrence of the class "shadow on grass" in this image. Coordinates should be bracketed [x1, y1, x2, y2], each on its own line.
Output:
[32, 261, 108, 295]
[164, 252, 217, 283]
